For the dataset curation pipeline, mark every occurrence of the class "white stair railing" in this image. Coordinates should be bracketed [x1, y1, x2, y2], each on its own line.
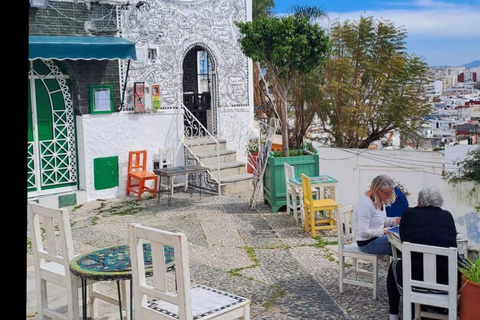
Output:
[178, 101, 221, 195]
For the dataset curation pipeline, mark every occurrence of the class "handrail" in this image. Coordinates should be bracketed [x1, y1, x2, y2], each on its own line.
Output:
[178, 101, 221, 195]
[219, 96, 261, 175]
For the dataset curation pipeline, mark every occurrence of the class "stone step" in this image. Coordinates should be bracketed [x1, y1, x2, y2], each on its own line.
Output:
[206, 161, 247, 179]
[184, 137, 227, 153]
[194, 149, 237, 165]
[220, 174, 254, 195]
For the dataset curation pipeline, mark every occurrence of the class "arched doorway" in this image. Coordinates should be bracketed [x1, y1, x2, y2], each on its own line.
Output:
[28, 59, 78, 198]
[182, 45, 216, 135]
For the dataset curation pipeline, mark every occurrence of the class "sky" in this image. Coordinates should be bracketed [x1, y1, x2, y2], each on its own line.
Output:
[273, 0, 480, 67]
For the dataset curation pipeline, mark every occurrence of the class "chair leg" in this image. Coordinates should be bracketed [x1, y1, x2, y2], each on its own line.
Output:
[243, 303, 251, 320]
[339, 255, 345, 293]
[137, 180, 145, 200]
[36, 278, 47, 319]
[372, 259, 378, 300]
[126, 177, 131, 195]
[87, 282, 98, 320]
[67, 277, 81, 320]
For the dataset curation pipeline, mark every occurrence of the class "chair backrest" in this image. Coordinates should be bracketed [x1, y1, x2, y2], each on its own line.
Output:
[386, 187, 409, 217]
[28, 202, 76, 276]
[128, 223, 193, 320]
[402, 242, 458, 308]
[337, 205, 355, 250]
[128, 150, 148, 173]
[301, 174, 313, 207]
[284, 163, 295, 189]
[159, 147, 176, 169]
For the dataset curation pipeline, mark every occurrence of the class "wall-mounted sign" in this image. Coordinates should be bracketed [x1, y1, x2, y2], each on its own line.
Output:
[90, 85, 113, 114]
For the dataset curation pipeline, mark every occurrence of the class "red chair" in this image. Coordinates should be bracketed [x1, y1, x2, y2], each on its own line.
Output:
[126, 150, 158, 200]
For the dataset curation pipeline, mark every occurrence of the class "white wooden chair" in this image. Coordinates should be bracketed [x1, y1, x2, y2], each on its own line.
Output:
[402, 242, 458, 320]
[128, 223, 251, 320]
[337, 204, 386, 299]
[284, 163, 319, 225]
[28, 202, 97, 320]
[159, 147, 188, 195]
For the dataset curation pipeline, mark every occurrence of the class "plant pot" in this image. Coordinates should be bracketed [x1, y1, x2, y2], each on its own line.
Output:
[247, 152, 258, 174]
[263, 149, 319, 213]
[460, 275, 480, 320]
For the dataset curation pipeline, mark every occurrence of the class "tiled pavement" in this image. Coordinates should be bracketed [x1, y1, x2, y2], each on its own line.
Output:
[26, 190, 393, 320]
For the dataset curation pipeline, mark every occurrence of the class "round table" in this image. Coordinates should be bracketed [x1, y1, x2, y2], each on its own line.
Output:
[70, 243, 174, 320]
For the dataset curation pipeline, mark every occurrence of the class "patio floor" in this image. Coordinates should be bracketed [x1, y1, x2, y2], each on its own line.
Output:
[27, 190, 394, 320]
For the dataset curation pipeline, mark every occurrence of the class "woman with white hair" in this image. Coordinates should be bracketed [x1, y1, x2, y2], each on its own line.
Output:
[354, 175, 401, 256]
[386, 186, 459, 320]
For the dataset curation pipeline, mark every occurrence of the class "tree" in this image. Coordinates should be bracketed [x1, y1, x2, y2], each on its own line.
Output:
[317, 16, 430, 148]
[252, 0, 275, 119]
[236, 14, 330, 156]
[474, 81, 480, 90]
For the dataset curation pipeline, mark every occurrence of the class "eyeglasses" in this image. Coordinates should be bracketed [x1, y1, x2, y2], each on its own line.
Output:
[378, 189, 393, 197]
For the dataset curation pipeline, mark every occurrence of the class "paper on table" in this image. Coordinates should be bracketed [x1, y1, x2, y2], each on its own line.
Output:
[388, 226, 399, 233]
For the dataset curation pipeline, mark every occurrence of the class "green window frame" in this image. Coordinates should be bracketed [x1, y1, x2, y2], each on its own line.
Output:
[90, 85, 114, 114]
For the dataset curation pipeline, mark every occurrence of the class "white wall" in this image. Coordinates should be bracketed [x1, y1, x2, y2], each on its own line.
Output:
[76, 111, 182, 202]
[317, 147, 480, 251]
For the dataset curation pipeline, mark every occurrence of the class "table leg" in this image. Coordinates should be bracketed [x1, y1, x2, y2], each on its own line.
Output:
[157, 175, 162, 203]
[116, 280, 123, 320]
[168, 176, 172, 206]
[81, 278, 87, 320]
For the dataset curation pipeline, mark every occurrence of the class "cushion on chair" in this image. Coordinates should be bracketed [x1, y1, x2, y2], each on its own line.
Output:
[146, 284, 248, 319]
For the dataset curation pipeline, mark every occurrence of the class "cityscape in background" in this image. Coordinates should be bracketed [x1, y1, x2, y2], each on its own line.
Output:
[307, 60, 480, 150]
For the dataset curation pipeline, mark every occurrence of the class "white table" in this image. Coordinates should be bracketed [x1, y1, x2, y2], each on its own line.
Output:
[387, 230, 468, 261]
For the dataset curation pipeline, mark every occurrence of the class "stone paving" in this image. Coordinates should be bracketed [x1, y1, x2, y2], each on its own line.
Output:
[26, 190, 393, 320]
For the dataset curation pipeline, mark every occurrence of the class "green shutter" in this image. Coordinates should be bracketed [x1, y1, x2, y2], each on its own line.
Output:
[94, 156, 119, 190]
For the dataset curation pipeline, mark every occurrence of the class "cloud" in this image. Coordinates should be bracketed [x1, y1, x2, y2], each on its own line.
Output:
[329, 6, 480, 38]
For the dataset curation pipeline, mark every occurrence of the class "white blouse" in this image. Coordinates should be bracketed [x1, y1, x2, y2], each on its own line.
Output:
[353, 195, 397, 241]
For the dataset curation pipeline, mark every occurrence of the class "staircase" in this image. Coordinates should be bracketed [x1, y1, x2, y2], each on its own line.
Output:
[184, 137, 254, 195]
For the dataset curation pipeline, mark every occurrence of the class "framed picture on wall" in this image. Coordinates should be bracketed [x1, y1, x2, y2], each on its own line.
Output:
[90, 85, 114, 114]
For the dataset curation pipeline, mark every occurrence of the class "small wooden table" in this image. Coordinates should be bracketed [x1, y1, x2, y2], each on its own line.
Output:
[154, 165, 209, 206]
[70, 244, 174, 320]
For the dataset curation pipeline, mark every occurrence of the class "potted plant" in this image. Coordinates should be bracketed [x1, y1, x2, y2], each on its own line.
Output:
[246, 139, 260, 174]
[262, 146, 320, 213]
[459, 253, 480, 320]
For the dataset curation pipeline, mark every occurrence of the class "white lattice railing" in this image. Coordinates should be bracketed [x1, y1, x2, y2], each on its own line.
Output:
[178, 101, 221, 194]
[218, 96, 261, 175]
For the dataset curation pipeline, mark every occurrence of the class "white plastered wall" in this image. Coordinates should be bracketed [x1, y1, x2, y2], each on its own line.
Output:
[76, 111, 182, 202]
[317, 147, 480, 251]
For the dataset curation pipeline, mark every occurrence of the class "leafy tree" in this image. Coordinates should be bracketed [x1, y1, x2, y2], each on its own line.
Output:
[474, 81, 480, 90]
[317, 16, 430, 148]
[447, 147, 480, 184]
[252, 0, 275, 119]
[236, 14, 330, 156]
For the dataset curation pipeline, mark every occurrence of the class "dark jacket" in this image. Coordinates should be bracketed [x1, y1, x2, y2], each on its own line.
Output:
[399, 206, 457, 285]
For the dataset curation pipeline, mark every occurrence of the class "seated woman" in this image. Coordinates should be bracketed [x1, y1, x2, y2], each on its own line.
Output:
[386, 186, 459, 320]
[354, 175, 400, 256]
[386, 187, 409, 218]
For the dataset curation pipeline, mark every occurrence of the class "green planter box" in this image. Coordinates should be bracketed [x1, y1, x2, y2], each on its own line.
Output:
[263, 149, 320, 213]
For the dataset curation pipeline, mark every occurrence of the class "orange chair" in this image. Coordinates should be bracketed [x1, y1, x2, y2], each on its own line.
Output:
[126, 150, 158, 200]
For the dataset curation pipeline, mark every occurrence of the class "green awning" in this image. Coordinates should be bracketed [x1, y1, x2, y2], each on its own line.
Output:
[29, 36, 137, 60]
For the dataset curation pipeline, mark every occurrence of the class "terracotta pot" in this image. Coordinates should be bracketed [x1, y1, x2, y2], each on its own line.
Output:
[247, 152, 258, 173]
[460, 274, 480, 320]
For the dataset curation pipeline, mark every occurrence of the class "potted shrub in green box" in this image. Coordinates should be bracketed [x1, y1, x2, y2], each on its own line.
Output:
[263, 148, 319, 213]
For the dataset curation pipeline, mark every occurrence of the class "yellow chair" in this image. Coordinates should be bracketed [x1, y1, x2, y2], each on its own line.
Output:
[301, 173, 339, 238]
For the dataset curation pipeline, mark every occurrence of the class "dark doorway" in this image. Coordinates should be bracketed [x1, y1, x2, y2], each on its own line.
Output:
[182, 46, 212, 132]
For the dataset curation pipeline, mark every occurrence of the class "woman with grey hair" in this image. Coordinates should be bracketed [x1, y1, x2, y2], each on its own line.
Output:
[353, 175, 401, 256]
[386, 186, 458, 320]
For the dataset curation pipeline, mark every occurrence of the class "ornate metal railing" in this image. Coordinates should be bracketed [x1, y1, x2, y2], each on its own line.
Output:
[178, 101, 221, 195]
[218, 96, 261, 175]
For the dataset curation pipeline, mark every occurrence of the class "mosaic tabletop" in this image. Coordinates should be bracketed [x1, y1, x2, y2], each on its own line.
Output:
[70, 243, 175, 281]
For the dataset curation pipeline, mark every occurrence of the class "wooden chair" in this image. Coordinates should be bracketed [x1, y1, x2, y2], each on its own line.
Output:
[159, 147, 188, 195]
[28, 202, 97, 320]
[337, 204, 386, 299]
[284, 163, 319, 225]
[128, 223, 251, 320]
[126, 150, 158, 200]
[402, 242, 458, 320]
[301, 174, 338, 238]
